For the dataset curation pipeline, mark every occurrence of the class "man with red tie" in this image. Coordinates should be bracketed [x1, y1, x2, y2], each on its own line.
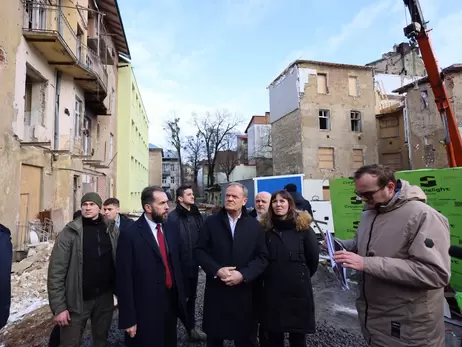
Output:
[116, 186, 187, 347]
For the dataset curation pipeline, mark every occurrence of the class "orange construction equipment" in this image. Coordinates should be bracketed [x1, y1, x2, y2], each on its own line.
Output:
[403, 0, 462, 167]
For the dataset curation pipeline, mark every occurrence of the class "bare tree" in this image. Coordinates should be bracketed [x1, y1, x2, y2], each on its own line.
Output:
[164, 115, 184, 185]
[184, 133, 204, 189]
[194, 109, 241, 186]
[217, 133, 240, 182]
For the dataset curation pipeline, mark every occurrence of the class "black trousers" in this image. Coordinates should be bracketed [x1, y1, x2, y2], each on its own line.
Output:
[267, 332, 305, 347]
[164, 288, 178, 347]
[207, 337, 254, 347]
[182, 274, 199, 330]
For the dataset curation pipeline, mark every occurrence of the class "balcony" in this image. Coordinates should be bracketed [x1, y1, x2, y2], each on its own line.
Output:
[87, 20, 115, 65]
[22, 2, 108, 111]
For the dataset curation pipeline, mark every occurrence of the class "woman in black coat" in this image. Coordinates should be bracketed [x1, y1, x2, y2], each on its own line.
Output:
[259, 190, 319, 347]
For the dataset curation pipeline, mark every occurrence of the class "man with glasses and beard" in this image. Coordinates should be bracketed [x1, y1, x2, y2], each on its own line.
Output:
[333, 164, 450, 347]
[116, 186, 187, 347]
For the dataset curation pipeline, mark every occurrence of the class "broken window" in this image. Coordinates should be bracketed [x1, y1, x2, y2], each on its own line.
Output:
[74, 97, 83, 138]
[420, 90, 429, 109]
[317, 73, 327, 94]
[350, 111, 362, 132]
[348, 76, 358, 96]
[82, 116, 92, 155]
[319, 110, 331, 130]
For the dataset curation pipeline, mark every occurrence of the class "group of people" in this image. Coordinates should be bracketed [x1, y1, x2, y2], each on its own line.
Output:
[0, 163, 452, 347]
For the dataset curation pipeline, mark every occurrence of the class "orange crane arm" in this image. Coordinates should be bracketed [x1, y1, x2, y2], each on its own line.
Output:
[403, 0, 462, 167]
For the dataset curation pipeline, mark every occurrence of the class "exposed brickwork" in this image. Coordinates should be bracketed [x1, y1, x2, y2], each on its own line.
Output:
[272, 110, 303, 175]
[405, 72, 462, 168]
[298, 62, 378, 179]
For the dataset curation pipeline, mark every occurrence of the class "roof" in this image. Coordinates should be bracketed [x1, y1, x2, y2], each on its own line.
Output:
[393, 64, 462, 93]
[244, 114, 270, 134]
[149, 143, 161, 150]
[97, 0, 131, 59]
[268, 59, 372, 88]
[163, 150, 179, 159]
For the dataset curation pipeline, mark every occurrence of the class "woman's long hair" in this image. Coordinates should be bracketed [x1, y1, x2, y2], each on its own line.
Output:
[268, 190, 297, 221]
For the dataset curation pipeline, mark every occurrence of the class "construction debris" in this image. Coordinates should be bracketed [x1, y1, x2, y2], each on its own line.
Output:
[9, 242, 54, 324]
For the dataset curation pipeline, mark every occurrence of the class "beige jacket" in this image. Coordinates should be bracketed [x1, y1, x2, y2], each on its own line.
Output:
[341, 179, 450, 347]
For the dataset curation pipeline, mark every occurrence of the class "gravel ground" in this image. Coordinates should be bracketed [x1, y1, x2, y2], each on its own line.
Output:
[81, 264, 367, 347]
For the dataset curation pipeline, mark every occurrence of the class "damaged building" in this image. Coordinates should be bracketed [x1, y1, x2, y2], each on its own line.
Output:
[268, 60, 378, 179]
[394, 64, 462, 169]
[1, 0, 130, 252]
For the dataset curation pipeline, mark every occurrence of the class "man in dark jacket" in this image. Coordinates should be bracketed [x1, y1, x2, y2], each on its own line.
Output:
[103, 197, 135, 232]
[167, 185, 206, 341]
[196, 182, 269, 347]
[284, 183, 313, 217]
[48, 192, 119, 347]
[116, 185, 187, 347]
[0, 224, 12, 330]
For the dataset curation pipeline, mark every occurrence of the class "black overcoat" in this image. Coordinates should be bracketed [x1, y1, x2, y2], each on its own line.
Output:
[116, 214, 187, 347]
[195, 208, 268, 340]
[259, 211, 319, 334]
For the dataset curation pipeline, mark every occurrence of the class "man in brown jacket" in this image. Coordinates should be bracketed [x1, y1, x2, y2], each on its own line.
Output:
[334, 164, 450, 347]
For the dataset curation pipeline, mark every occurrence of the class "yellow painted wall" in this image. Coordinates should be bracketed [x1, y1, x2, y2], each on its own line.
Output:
[116, 63, 149, 213]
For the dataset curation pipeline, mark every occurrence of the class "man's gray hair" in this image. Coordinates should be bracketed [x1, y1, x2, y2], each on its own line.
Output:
[227, 182, 248, 198]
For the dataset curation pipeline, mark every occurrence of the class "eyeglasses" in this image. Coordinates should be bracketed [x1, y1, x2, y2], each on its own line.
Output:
[355, 186, 386, 201]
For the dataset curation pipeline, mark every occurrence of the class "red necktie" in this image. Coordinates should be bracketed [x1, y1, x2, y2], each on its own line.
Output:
[156, 224, 172, 289]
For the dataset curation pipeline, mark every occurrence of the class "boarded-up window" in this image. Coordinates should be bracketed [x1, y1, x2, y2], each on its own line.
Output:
[348, 76, 358, 96]
[318, 147, 334, 169]
[381, 153, 402, 170]
[379, 116, 399, 138]
[352, 149, 364, 169]
[317, 73, 327, 94]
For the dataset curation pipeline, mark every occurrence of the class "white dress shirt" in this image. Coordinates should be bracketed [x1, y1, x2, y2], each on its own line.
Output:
[144, 214, 162, 246]
[227, 213, 241, 238]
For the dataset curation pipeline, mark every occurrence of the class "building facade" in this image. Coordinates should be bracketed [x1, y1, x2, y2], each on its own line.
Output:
[162, 150, 181, 199]
[268, 60, 378, 179]
[148, 144, 163, 187]
[116, 60, 149, 213]
[244, 113, 272, 176]
[3, 0, 129, 250]
[394, 64, 462, 169]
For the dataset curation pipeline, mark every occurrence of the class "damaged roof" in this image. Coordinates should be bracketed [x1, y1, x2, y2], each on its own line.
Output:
[97, 0, 131, 59]
[393, 64, 462, 94]
[268, 59, 372, 88]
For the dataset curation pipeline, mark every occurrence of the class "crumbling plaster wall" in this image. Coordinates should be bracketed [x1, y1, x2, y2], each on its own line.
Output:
[406, 73, 462, 168]
[271, 109, 303, 175]
[0, 2, 23, 232]
[298, 63, 378, 179]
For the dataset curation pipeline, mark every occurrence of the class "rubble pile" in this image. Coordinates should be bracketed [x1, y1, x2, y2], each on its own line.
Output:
[9, 242, 54, 323]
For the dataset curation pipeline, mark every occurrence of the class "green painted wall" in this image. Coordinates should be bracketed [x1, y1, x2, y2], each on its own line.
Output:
[116, 63, 149, 213]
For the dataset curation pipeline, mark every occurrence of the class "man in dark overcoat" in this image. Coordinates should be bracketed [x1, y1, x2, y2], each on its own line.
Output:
[196, 182, 269, 347]
[116, 186, 187, 347]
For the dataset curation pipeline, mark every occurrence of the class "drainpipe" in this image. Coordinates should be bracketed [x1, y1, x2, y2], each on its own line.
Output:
[54, 71, 61, 150]
[403, 96, 412, 169]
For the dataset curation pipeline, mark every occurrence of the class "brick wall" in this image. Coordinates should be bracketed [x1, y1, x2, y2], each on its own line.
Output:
[271, 109, 303, 175]
[405, 72, 462, 168]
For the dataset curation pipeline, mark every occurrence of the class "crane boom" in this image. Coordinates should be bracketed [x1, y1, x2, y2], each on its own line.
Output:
[403, 0, 462, 167]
